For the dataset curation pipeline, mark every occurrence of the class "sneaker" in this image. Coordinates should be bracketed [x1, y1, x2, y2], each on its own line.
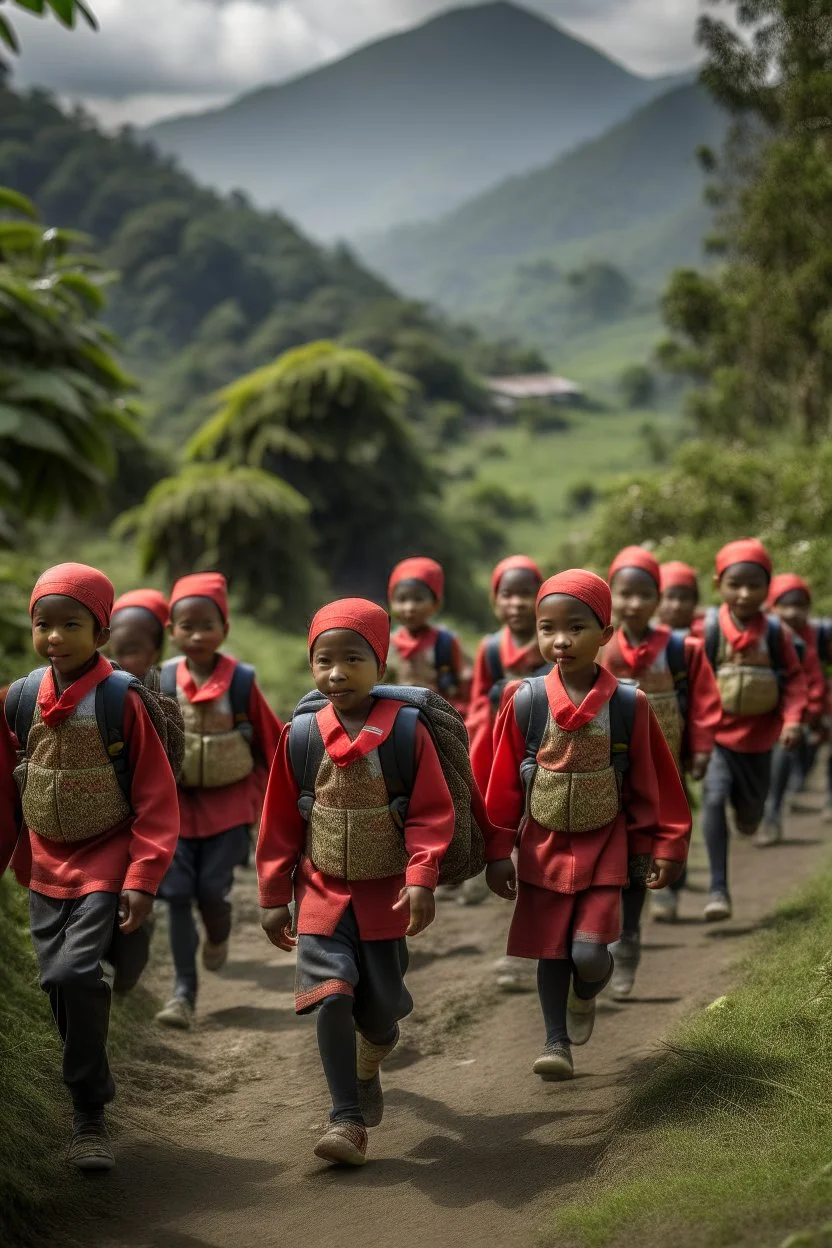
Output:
[609, 933, 640, 999]
[66, 1115, 115, 1173]
[314, 1122, 368, 1167]
[754, 818, 782, 848]
[532, 1042, 574, 1082]
[495, 955, 536, 994]
[458, 874, 489, 906]
[566, 985, 596, 1046]
[202, 938, 229, 972]
[155, 996, 194, 1029]
[651, 889, 678, 923]
[703, 891, 732, 922]
[356, 1026, 399, 1128]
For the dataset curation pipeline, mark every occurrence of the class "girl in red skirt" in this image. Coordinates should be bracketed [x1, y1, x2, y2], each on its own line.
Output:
[486, 570, 690, 1082]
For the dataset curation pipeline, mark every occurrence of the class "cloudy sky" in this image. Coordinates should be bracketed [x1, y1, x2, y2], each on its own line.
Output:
[10, 0, 704, 128]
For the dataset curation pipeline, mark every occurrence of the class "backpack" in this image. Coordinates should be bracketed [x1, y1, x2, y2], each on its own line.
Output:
[703, 608, 795, 687]
[664, 628, 690, 724]
[813, 618, 832, 670]
[4, 664, 185, 807]
[433, 627, 459, 698]
[484, 630, 553, 709]
[160, 657, 256, 745]
[288, 684, 485, 887]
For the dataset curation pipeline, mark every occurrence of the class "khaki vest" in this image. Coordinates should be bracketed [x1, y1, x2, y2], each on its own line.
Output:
[305, 748, 408, 881]
[177, 688, 254, 789]
[714, 631, 779, 718]
[529, 703, 621, 835]
[16, 690, 131, 844]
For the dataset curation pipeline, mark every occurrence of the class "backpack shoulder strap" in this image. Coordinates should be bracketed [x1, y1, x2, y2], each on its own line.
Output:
[4, 668, 47, 753]
[665, 629, 690, 721]
[95, 669, 139, 806]
[609, 682, 638, 777]
[377, 705, 420, 827]
[288, 709, 326, 821]
[159, 658, 180, 697]
[229, 661, 256, 742]
[484, 633, 504, 683]
[434, 628, 457, 696]
[704, 607, 721, 670]
[513, 676, 549, 793]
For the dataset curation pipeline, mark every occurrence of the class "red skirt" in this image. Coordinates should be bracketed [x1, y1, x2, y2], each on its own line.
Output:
[507, 880, 622, 960]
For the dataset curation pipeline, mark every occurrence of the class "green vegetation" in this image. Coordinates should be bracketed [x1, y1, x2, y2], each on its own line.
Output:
[544, 865, 832, 1248]
[0, 0, 95, 55]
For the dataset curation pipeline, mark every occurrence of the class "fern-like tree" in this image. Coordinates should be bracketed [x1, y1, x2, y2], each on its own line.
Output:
[0, 1, 96, 54]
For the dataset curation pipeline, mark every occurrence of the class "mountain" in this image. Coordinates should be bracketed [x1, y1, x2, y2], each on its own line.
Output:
[145, 2, 685, 240]
[360, 82, 727, 345]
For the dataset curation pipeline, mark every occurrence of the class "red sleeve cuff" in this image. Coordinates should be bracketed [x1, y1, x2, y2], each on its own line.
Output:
[405, 864, 439, 890]
[651, 837, 690, 864]
[485, 829, 518, 862]
[122, 869, 165, 895]
[259, 883, 294, 909]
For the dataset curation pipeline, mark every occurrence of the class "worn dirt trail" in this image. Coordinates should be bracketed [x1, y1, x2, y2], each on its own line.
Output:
[86, 802, 830, 1248]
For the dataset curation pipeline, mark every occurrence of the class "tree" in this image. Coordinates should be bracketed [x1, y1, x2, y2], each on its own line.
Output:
[0, 1, 96, 54]
[619, 364, 657, 409]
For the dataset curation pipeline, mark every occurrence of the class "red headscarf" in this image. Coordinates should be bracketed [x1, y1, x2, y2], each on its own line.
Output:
[112, 588, 170, 629]
[170, 573, 229, 622]
[30, 563, 114, 629]
[660, 561, 698, 593]
[309, 598, 390, 668]
[490, 554, 543, 599]
[769, 573, 811, 605]
[388, 557, 444, 603]
[608, 546, 661, 589]
[715, 539, 772, 580]
[537, 570, 612, 629]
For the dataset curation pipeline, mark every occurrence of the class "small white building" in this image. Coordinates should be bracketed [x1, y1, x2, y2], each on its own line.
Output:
[486, 373, 585, 412]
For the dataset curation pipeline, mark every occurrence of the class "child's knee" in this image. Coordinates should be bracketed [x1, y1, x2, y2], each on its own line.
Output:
[571, 942, 611, 984]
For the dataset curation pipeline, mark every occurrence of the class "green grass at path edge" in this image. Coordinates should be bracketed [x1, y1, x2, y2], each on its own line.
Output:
[540, 866, 832, 1248]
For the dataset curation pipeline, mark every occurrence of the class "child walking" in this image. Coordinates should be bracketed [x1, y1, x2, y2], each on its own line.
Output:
[0, 564, 179, 1170]
[657, 561, 702, 634]
[257, 599, 457, 1167]
[156, 572, 282, 1028]
[387, 557, 470, 712]
[109, 589, 170, 680]
[602, 547, 721, 986]
[701, 540, 807, 919]
[486, 571, 690, 1081]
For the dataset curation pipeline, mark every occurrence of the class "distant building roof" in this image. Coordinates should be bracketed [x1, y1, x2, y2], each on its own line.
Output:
[486, 373, 584, 400]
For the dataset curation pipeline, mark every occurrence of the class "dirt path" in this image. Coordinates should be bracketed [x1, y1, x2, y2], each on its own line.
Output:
[87, 802, 830, 1248]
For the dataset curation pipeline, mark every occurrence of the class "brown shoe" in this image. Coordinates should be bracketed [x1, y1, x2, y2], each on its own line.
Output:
[314, 1122, 368, 1167]
[533, 1042, 574, 1082]
[66, 1116, 115, 1172]
[202, 939, 229, 972]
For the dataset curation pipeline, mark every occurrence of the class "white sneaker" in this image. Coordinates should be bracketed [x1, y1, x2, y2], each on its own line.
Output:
[202, 938, 229, 972]
[566, 984, 596, 1046]
[754, 818, 782, 848]
[156, 997, 194, 1029]
[651, 889, 678, 923]
[703, 891, 732, 922]
[609, 933, 640, 999]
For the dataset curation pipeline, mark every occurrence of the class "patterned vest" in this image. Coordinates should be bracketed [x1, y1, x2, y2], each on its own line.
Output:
[177, 688, 254, 789]
[305, 747, 408, 881]
[17, 690, 131, 844]
[713, 630, 779, 718]
[605, 643, 684, 762]
[529, 703, 622, 835]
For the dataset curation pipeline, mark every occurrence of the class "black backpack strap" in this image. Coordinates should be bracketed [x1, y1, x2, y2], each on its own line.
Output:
[485, 633, 504, 683]
[288, 711, 326, 821]
[4, 668, 47, 753]
[513, 677, 549, 795]
[95, 670, 139, 807]
[665, 630, 690, 723]
[229, 661, 256, 743]
[433, 627, 457, 696]
[159, 658, 180, 697]
[609, 682, 638, 778]
[766, 614, 795, 692]
[377, 705, 420, 828]
[703, 607, 721, 671]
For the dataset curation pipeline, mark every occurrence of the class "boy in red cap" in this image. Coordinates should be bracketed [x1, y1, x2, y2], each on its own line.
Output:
[109, 589, 169, 680]
[759, 574, 827, 843]
[156, 572, 282, 1029]
[486, 571, 690, 1082]
[257, 598, 458, 1167]
[387, 557, 471, 712]
[601, 547, 720, 977]
[657, 562, 702, 634]
[701, 540, 807, 919]
[0, 563, 179, 1171]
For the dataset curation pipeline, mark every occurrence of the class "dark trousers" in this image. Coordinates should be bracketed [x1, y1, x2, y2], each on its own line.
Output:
[29, 890, 150, 1113]
[702, 745, 771, 893]
[158, 826, 248, 1003]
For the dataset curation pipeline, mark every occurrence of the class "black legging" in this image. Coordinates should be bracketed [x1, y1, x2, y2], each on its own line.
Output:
[537, 944, 613, 1046]
[316, 994, 397, 1125]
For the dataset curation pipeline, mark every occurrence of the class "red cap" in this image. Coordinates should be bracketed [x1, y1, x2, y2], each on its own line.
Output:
[30, 563, 114, 630]
[112, 588, 170, 629]
[170, 573, 229, 622]
[769, 573, 811, 605]
[537, 569, 612, 629]
[715, 539, 772, 579]
[490, 554, 543, 599]
[659, 561, 699, 593]
[309, 598, 390, 667]
[388, 557, 444, 603]
[608, 546, 661, 588]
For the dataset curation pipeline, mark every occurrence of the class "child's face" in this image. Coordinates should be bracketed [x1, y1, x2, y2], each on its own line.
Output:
[537, 594, 613, 676]
[170, 596, 228, 667]
[390, 579, 437, 633]
[658, 586, 698, 631]
[311, 628, 381, 714]
[31, 594, 107, 680]
[495, 568, 539, 638]
[773, 589, 810, 634]
[718, 562, 770, 622]
[611, 568, 660, 637]
[109, 608, 162, 680]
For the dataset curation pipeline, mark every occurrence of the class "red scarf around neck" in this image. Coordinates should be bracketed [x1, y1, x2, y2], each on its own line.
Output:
[176, 653, 238, 704]
[719, 603, 767, 654]
[545, 664, 618, 732]
[316, 699, 401, 768]
[615, 624, 671, 676]
[391, 625, 438, 663]
[500, 627, 543, 673]
[37, 654, 112, 727]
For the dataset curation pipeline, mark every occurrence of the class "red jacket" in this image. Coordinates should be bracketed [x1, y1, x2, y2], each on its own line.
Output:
[466, 629, 547, 795]
[711, 615, 808, 753]
[794, 622, 827, 721]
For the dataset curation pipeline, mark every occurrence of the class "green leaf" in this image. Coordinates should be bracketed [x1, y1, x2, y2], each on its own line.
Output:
[0, 188, 37, 220]
[0, 14, 20, 54]
[45, 0, 77, 28]
[73, 0, 97, 29]
[4, 371, 90, 419]
[12, 1, 47, 14]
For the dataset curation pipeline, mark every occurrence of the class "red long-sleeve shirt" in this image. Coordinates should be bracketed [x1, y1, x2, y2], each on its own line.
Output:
[713, 620, 808, 753]
[795, 622, 827, 721]
[466, 630, 547, 795]
[1, 690, 179, 900]
[256, 702, 456, 940]
[486, 668, 691, 893]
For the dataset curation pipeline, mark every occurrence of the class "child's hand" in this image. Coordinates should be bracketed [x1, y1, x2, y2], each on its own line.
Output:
[118, 889, 153, 934]
[780, 723, 803, 751]
[393, 885, 435, 936]
[260, 905, 296, 952]
[647, 859, 684, 890]
[486, 858, 517, 900]
[689, 751, 710, 781]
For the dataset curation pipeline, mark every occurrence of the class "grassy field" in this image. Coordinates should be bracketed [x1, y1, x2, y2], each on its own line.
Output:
[543, 865, 832, 1248]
